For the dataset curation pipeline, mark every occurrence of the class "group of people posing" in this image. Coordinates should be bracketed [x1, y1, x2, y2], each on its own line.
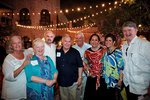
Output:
[1, 21, 150, 100]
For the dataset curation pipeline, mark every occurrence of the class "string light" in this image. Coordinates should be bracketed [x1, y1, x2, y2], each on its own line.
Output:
[16, 22, 95, 34]
[77, 8, 81, 11]
[2, 1, 128, 16]
[2, 1, 129, 28]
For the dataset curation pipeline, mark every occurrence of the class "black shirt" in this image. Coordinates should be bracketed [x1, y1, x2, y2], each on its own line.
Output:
[56, 47, 83, 87]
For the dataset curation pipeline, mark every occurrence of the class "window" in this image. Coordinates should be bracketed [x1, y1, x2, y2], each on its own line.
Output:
[40, 9, 51, 26]
[20, 8, 31, 25]
[1, 17, 12, 26]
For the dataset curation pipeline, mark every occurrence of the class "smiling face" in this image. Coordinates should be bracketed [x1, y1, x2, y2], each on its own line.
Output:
[11, 37, 22, 52]
[122, 27, 137, 44]
[33, 41, 45, 57]
[75, 34, 84, 47]
[105, 37, 115, 48]
[45, 31, 55, 45]
[90, 35, 100, 49]
[62, 36, 72, 51]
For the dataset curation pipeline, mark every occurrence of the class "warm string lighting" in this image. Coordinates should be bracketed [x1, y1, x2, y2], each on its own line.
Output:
[2, 1, 127, 16]
[3, 1, 129, 28]
[67, 23, 95, 34]
[16, 22, 95, 33]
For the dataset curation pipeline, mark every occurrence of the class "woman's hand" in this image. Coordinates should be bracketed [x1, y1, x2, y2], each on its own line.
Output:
[22, 58, 30, 68]
[117, 80, 122, 87]
[26, 54, 33, 60]
[46, 79, 57, 87]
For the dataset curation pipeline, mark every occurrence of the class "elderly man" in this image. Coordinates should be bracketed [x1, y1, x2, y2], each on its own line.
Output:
[44, 31, 56, 67]
[56, 34, 83, 100]
[72, 33, 91, 100]
[122, 21, 150, 100]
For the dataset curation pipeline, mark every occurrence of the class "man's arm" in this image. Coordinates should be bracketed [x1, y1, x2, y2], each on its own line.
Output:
[77, 67, 83, 86]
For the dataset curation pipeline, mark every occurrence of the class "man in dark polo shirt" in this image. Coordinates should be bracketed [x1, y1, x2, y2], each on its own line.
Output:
[56, 34, 83, 100]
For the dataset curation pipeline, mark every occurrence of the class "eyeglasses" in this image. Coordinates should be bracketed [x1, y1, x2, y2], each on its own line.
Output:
[125, 47, 128, 56]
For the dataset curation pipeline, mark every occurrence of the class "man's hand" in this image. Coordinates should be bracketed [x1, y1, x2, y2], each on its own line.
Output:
[77, 77, 82, 86]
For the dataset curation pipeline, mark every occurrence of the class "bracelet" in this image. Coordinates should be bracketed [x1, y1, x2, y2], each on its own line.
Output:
[79, 77, 82, 79]
[44, 79, 47, 84]
[119, 79, 123, 81]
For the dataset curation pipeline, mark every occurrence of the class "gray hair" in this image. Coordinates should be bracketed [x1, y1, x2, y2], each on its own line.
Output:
[44, 31, 55, 38]
[75, 33, 84, 38]
[7, 36, 24, 54]
[32, 38, 45, 48]
[122, 21, 137, 30]
[62, 34, 72, 42]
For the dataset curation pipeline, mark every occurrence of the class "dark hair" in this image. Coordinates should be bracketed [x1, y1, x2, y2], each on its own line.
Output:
[105, 33, 116, 42]
[89, 34, 100, 43]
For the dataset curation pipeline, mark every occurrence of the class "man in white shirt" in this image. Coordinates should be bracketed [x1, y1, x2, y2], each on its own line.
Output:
[44, 31, 56, 67]
[72, 33, 91, 100]
[122, 21, 150, 100]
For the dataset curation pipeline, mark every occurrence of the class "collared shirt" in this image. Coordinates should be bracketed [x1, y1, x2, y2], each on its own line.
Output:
[72, 42, 91, 77]
[56, 47, 83, 87]
[72, 42, 91, 58]
[122, 36, 150, 95]
[44, 43, 56, 67]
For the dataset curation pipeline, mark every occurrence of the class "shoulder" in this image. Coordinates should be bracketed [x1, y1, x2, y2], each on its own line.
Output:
[114, 48, 122, 56]
[137, 38, 150, 44]
[72, 44, 78, 48]
[24, 49, 33, 55]
[4, 54, 13, 61]
[56, 47, 62, 52]
[70, 47, 79, 52]
[115, 48, 122, 52]
[84, 42, 91, 47]
[30, 55, 37, 61]
[51, 43, 56, 48]
[45, 56, 52, 61]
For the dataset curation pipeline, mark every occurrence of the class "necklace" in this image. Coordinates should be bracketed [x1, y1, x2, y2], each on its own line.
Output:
[91, 45, 100, 51]
[40, 56, 46, 63]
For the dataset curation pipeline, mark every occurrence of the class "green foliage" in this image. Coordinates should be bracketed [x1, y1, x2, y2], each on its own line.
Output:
[80, 0, 150, 37]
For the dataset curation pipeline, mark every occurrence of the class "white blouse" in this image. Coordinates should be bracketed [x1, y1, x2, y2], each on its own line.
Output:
[1, 50, 33, 100]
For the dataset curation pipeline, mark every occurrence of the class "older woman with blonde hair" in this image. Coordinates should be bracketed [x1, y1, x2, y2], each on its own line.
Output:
[1, 36, 32, 100]
[24, 38, 58, 100]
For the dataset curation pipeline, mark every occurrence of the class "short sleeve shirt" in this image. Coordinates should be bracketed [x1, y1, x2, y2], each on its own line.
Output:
[56, 47, 83, 87]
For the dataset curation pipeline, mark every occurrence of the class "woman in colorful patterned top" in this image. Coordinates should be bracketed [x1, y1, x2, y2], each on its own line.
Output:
[103, 34, 124, 100]
[83, 34, 106, 100]
[24, 38, 58, 100]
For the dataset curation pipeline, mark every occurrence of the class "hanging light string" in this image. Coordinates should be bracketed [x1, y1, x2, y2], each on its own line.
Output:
[2, 1, 122, 15]
[67, 23, 95, 33]
[16, 22, 95, 35]
[2, 1, 128, 28]
[16, 21, 95, 32]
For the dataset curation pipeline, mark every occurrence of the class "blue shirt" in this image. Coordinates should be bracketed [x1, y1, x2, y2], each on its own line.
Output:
[56, 47, 83, 87]
[24, 55, 58, 95]
[72, 42, 91, 58]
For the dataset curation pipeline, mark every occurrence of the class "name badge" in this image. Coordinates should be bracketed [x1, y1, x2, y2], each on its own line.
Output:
[31, 60, 38, 66]
[57, 52, 61, 57]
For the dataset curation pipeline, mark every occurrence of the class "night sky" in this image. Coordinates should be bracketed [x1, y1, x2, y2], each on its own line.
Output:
[60, 0, 115, 10]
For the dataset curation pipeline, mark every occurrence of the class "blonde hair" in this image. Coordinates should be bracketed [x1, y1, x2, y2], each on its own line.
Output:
[7, 36, 24, 54]
[32, 38, 45, 48]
